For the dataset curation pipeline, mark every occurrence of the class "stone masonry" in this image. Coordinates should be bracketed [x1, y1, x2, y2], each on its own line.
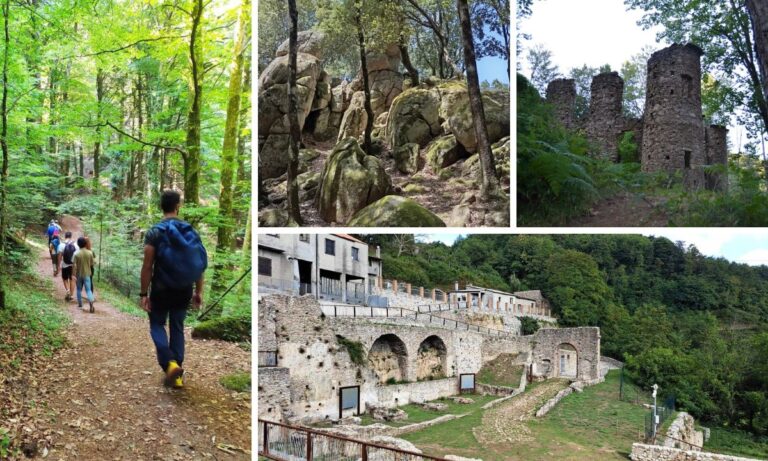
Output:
[546, 43, 728, 190]
[585, 72, 625, 161]
[630, 443, 762, 461]
[642, 43, 707, 189]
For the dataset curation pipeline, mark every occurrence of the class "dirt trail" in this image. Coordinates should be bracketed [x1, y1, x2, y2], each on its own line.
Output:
[474, 380, 569, 447]
[565, 192, 669, 227]
[28, 216, 251, 460]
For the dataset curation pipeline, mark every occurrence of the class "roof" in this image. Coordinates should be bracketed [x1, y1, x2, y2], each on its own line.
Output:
[333, 233, 365, 244]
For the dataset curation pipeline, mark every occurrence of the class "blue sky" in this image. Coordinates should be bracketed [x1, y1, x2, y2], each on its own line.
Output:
[420, 232, 768, 267]
[478, 55, 509, 85]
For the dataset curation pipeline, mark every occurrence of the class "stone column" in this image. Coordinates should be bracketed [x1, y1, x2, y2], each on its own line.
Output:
[341, 273, 347, 303]
[419, 286, 424, 298]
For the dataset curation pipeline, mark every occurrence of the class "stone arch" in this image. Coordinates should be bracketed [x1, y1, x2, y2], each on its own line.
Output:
[556, 343, 578, 378]
[415, 335, 448, 381]
[368, 334, 409, 384]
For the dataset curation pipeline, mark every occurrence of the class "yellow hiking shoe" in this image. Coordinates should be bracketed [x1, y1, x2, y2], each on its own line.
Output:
[173, 376, 184, 389]
[164, 360, 184, 387]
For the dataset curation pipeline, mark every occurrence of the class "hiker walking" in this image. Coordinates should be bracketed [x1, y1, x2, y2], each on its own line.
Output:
[47, 220, 61, 276]
[140, 190, 207, 389]
[73, 236, 96, 313]
[57, 232, 77, 301]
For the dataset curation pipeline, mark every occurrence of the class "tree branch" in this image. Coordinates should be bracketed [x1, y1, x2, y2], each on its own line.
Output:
[84, 121, 187, 157]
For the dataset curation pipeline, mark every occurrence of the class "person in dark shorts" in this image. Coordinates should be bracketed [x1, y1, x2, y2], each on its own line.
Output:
[73, 236, 96, 312]
[140, 190, 206, 389]
[57, 231, 77, 301]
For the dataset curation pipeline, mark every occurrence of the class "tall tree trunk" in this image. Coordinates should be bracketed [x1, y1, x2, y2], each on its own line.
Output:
[211, 0, 250, 309]
[399, 34, 419, 86]
[286, 0, 302, 223]
[48, 66, 57, 161]
[355, 1, 374, 154]
[184, 0, 203, 205]
[239, 200, 251, 296]
[456, 0, 499, 198]
[94, 68, 104, 186]
[78, 144, 84, 178]
[747, 0, 768, 114]
[0, 0, 9, 309]
[233, 54, 251, 232]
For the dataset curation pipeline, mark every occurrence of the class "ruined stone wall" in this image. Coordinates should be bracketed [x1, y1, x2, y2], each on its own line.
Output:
[374, 378, 457, 408]
[546, 78, 577, 130]
[258, 295, 380, 423]
[258, 367, 292, 422]
[705, 124, 729, 191]
[630, 444, 761, 461]
[531, 327, 601, 381]
[664, 412, 704, 451]
[585, 72, 625, 161]
[641, 44, 706, 189]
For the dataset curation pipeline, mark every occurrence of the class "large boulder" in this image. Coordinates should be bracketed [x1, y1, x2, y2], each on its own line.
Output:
[258, 52, 320, 179]
[437, 83, 510, 153]
[463, 136, 511, 180]
[393, 143, 423, 174]
[275, 30, 325, 59]
[348, 195, 446, 227]
[337, 91, 368, 143]
[426, 135, 464, 172]
[317, 138, 392, 224]
[385, 88, 441, 150]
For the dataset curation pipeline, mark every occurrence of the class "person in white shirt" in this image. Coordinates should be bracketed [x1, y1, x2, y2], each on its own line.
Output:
[57, 232, 78, 301]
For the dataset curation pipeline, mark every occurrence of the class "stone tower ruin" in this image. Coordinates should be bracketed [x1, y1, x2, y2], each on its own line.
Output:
[546, 78, 576, 131]
[543, 43, 728, 191]
[641, 43, 706, 189]
[585, 72, 624, 161]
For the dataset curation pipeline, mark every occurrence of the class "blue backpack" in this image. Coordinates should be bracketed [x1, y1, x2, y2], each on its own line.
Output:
[152, 220, 208, 289]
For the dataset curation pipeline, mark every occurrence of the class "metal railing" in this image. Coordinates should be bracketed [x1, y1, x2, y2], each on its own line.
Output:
[258, 419, 447, 461]
[644, 396, 676, 441]
[319, 304, 514, 339]
[259, 351, 278, 367]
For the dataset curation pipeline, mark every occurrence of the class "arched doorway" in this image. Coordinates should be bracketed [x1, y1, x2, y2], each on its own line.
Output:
[368, 334, 409, 384]
[416, 335, 448, 381]
[557, 343, 578, 378]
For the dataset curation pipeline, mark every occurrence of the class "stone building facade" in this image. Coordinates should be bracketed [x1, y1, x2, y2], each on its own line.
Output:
[546, 43, 728, 190]
[258, 294, 601, 424]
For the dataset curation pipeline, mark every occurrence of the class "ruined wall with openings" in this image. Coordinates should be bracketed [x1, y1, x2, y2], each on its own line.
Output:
[705, 124, 729, 191]
[531, 327, 601, 381]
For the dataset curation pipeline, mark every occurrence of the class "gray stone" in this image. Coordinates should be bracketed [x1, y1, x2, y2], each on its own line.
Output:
[385, 88, 441, 149]
[317, 138, 392, 224]
[275, 30, 325, 59]
[421, 402, 448, 411]
[450, 397, 474, 404]
[393, 143, 424, 174]
[426, 135, 463, 172]
[347, 195, 446, 227]
[369, 406, 409, 422]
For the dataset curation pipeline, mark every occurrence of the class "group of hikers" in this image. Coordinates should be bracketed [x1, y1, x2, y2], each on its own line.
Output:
[46, 219, 97, 312]
[46, 190, 208, 389]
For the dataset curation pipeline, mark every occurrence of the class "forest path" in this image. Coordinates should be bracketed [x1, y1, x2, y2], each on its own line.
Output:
[29, 216, 251, 460]
[565, 192, 670, 227]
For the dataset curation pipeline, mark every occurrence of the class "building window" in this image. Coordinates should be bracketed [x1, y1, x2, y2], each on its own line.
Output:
[325, 238, 335, 255]
[258, 257, 272, 276]
[299, 234, 310, 243]
[352, 247, 359, 261]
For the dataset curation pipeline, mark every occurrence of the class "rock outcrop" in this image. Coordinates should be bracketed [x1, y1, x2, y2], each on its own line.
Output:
[347, 195, 446, 227]
[317, 138, 392, 224]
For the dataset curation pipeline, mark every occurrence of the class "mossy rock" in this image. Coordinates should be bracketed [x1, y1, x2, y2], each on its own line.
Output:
[393, 143, 424, 174]
[348, 195, 446, 227]
[192, 315, 251, 342]
[402, 183, 426, 194]
[426, 134, 463, 172]
[385, 88, 441, 150]
[317, 137, 392, 224]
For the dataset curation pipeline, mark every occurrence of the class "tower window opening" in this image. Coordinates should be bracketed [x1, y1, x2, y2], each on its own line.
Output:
[684, 150, 692, 169]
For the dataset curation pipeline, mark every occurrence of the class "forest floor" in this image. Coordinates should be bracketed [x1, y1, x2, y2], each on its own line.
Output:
[268, 136, 509, 227]
[11, 216, 251, 460]
[565, 192, 670, 227]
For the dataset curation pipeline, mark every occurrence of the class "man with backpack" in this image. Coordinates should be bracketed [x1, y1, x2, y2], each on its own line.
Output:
[73, 236, 96, 312]
[140, 190, 207, 389]
[48, 228, 61, 277]
[57, 232, 77, 301]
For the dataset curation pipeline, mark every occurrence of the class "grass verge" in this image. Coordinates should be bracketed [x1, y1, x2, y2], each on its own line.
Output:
[359, 394, 500, 428]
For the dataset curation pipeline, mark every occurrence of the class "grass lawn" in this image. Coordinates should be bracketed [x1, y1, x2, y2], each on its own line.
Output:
[359, 394, 500, 428]
[404, 370, 656, 460]
[705, 427, 768, 459]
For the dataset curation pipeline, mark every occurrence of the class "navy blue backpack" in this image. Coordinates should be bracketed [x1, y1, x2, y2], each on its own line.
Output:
[152, 220, 208, 289]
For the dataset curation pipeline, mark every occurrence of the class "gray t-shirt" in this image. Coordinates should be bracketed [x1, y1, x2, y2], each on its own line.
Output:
[57, 240, 78, 268]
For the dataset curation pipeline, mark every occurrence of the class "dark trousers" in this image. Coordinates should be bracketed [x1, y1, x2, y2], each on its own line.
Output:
[148, 287, 192, 371]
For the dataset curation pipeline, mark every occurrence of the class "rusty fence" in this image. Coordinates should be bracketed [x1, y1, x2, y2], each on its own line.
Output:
[258, 419, 447, 461]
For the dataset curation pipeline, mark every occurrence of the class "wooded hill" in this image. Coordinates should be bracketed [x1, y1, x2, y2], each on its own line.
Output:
[360, 234, 768, 439]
